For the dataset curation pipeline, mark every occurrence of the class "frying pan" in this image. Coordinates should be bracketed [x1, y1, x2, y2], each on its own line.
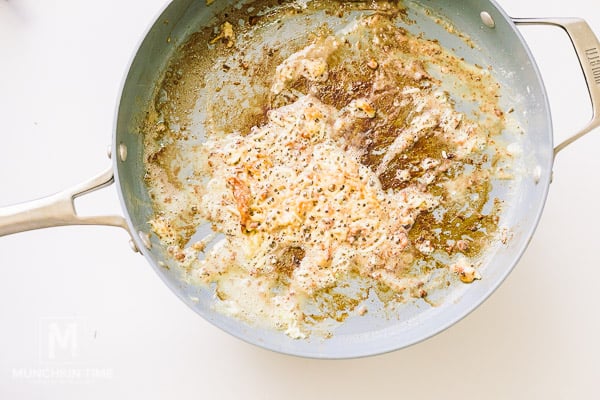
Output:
[1, 0, 599, 359]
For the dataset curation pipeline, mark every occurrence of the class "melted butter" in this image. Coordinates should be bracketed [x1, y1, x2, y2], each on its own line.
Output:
[141, 0, 515, 339]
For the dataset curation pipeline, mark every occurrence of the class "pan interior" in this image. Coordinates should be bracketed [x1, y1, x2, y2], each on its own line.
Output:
[115, 0, 552, 358]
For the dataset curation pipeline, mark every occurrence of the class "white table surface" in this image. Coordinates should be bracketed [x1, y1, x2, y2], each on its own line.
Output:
[1, 0, 598, 398]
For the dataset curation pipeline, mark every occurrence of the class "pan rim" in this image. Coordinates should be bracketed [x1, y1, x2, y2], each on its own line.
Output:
[113, 0, 555, 359]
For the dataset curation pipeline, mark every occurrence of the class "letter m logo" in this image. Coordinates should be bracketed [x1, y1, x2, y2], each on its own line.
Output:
[39, 318, 81, 364]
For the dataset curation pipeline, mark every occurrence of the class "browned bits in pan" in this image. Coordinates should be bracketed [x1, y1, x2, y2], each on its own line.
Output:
[142, 0, 517, 339]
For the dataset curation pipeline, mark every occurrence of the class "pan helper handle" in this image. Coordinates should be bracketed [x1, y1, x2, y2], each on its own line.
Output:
[0, 167, 138, 252]
[513, 18, 600, 155]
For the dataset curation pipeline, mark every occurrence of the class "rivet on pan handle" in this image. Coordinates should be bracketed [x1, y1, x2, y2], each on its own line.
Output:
[0, 166, 138, 252]
[513, 18, 600, 156]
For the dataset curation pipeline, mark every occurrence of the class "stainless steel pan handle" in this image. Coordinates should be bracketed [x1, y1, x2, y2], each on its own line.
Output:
[513, 18, 600, 155]
[0, 166, 137, 251]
